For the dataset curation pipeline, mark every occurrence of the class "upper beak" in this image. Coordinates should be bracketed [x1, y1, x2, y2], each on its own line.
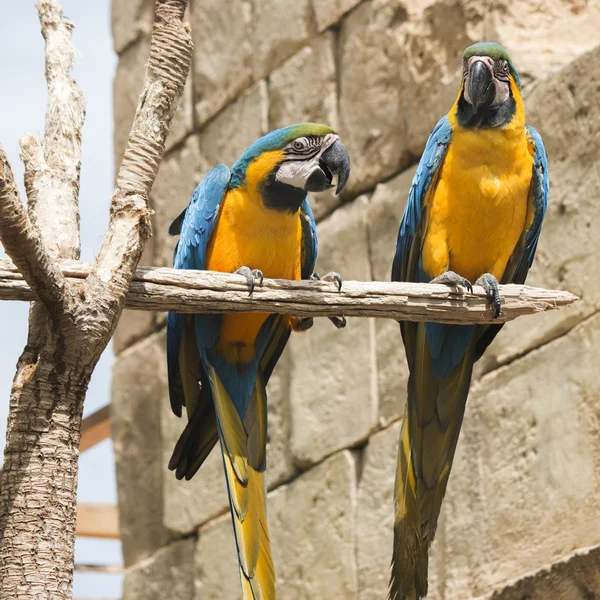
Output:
[468, 60, 494, 114]
[303, 137, 351, 194]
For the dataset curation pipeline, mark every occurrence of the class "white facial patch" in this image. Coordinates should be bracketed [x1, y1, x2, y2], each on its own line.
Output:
[275, 133, 339, 190]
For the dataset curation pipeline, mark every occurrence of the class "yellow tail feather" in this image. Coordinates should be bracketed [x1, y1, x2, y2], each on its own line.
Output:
[209, 367, 276, 600]
[389, 325, 475, 600]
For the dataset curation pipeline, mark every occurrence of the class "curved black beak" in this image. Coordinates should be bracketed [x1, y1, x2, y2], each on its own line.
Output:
[469, 60, 494, 115]
[304, 139, 351, 194]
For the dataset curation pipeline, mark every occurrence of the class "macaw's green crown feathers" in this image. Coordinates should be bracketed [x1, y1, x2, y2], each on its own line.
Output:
[230, 123, 335, 188]
[463, 42, 521, 90]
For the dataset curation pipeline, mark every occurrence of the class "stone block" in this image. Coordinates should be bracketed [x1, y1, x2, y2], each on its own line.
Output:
[112, 241, 155, 355]
[195, 513, 240, 599]
[123, 538, 195, 600]
[475, 46, 600, 376]
[111, 0, 154, 55]
[269, 32, 338, 132]
[289, 196, 377, 468]
[199, 80, 268, 169]
[251, 0, 314, 81]
[488, 0, 600, 82]
[162, 338, 295, 533]
[191, 0, 255, 126]
[441, 314, 600, 598]
[368, 167, 416, 424]
[111, 331, 173, 566]
[485, 544, 600, 600]
[161, 402, 230, 535]
[311, 0, 362, 31]
[338, 0, 481, 198]
[151, 134, 208, 268]
[270, 451, 358, 598]
[269, 33, 340, 218]
[113, 37, 151, 176]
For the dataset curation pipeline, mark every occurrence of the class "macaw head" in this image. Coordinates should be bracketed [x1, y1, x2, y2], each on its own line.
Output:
[457, 42, 522, 128]
[230, 123, 351, 211]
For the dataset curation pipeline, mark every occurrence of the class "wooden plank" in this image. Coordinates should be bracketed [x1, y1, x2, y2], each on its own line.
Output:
[76, 503, 119, 539]
[80, 405, 111, 453]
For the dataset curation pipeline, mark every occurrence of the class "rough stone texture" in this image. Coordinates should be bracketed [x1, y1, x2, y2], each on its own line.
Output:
[368, 167, 415, 424]
[123, 538, 195, 600]
[338, 0, 482, 198]
[488, 0, 600, 81]
[195, 451, 357, 599]
[289, 196, 377, 468]
[162, 343, 295, 534]
[112, 241, 155, 355]
[475, 46, 600, 376]
[311, 0, 362, 31]
[194, 513, 240, 599]
[251, 0, 314, 81]
[113, 36, 151, 176]
[269, 32, 341, 218]
[190, 0, 255, 126]
[111, 332, 173, 566]
[442, 314, 600, 598]
[111, 0, 154, 55]
[270, 451, 358, 598]
[151, 134, 207, 268]
[199, 80, 268, 168]
[161, 394, 230, 535]
[484, 544, 600, 600]
[269, 33, 338, 132]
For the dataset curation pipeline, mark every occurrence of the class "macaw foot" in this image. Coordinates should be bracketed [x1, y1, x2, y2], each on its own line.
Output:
[309, 271, 346, 329]
[235, 266, 264, 296]
[430, 270, 473, 293]
[310, 271, 343, 291]
[475, 273, 501, 318]
[292, 317, 314, 332]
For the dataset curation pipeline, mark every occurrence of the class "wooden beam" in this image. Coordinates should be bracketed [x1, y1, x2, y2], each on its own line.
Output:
[80, 405, 111, 453]
[76, 503, 119, 539]
[0, 258, 579, 325]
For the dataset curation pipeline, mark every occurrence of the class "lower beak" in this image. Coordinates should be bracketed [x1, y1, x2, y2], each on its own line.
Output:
[304, 139, 351, 194]
[469, 60, 494, 114]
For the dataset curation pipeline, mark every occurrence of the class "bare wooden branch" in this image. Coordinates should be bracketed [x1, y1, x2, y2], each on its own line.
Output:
[0, 259, 579, 325]
[83, 0, 193, 335]
[0, 149, 67, 312]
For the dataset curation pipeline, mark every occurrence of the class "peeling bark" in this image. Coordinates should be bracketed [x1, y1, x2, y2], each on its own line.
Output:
[0, 1, 192, 598]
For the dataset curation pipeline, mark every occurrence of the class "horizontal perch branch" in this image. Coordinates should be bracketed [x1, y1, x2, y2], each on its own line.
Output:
[0, 258, 578, 324]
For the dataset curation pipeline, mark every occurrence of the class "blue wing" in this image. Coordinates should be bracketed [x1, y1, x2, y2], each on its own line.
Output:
[167, 164, 230, 417]
[300, 197, 318, 279]
[392, 116, 452, 284]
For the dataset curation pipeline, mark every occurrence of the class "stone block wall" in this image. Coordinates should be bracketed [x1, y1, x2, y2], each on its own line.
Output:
[111, 0, 600, 597]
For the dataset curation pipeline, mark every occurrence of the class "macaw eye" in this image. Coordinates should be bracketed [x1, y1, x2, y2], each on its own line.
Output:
[500, 59, 509, 73]
[293, 138, 308, 151]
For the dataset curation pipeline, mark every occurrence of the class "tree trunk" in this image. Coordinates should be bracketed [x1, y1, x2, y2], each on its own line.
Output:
[0, 321, 90, 597]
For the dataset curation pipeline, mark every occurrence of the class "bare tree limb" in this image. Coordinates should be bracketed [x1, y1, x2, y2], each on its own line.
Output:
[0, 259, 579, 325]
[0, 150, 67, 313]
[83, 0, 192, 339]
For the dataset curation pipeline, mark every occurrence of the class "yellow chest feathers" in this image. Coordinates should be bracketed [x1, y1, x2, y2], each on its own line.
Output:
[206, 187, 303, 280]
[422, 126, 533, 283]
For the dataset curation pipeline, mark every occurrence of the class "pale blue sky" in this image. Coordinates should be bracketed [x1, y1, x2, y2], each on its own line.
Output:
[0, 1, 122, 597]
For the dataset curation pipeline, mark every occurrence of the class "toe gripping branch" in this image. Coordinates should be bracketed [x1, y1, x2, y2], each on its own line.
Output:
[235, 266, 264, 296]
[310, 271, 347, 329]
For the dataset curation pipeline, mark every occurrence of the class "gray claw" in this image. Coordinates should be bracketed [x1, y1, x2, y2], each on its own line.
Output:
[310, 272, 321, 281]
[430, 270, 473, 294]
[475, 273, 501, 318]
[322, 271, 343, 292]
[328, 315, 347, 329]
[235, 266, 264, 296]
[294, 317, 314, 331]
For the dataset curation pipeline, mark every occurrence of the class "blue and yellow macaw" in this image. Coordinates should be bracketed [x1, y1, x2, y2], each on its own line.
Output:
[166, 123, 350, 599]
[390, 43, 548, 599]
